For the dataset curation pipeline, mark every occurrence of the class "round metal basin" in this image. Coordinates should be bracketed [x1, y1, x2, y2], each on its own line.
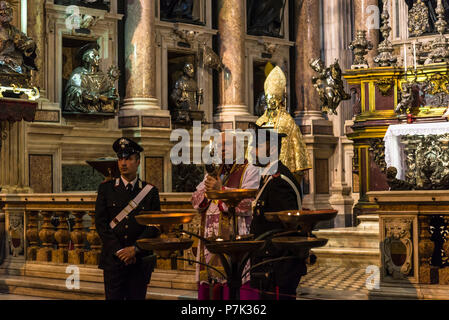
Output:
[137, 238, 193, 258]
[264, 209, 338, 232]
[205, 189, 258, 206]
[271, 236, 328, 258]
[205, 240, 265, 256]
[135, 211, 196, 227]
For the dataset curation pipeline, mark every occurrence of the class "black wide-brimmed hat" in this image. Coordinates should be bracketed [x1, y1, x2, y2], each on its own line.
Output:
[250, 123, 287, 147]
[112, 137, 143, 159]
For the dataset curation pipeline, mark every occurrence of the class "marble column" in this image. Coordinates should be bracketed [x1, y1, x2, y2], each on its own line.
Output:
[120, 0, 171, 194]
[27, 0, 46, 97]
[323, 0, 355, 227]
[294, 0, 322, 117]
[122, 0, 159, 110]
[294, 0, 338, 214]
[214, 0, 255, 130]
[354, 0, 379, 67]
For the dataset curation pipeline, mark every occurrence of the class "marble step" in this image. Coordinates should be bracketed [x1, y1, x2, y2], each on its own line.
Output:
[0, 260, 197, 300]
[311, 247, 380, 268]
[0, 274, 197, 300]
[313, 228, 379, 249]
[309, 214, 380, 267]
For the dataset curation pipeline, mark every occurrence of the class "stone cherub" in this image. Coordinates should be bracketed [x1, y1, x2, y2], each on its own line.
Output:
[395, 82, 414, 115]
[0, 1, 37, 83]
[310, 58, 350, 115]
[64, 43, 119, 114]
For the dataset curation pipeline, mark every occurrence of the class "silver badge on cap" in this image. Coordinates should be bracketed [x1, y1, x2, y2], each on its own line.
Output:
[119, 138, 129, 149]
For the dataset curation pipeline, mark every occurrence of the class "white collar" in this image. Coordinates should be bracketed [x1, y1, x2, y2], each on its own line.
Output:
[260, 160, 280, 177]
[121, 176, 138, 188]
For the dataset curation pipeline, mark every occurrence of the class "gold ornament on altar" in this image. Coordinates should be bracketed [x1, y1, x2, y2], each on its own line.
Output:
[408, 0, 430, 37]
[256, 66, 311, 173]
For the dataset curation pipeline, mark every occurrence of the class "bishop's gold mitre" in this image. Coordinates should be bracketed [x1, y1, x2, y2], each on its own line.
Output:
[264, 66, 286, 100]
[256, 67, 312, 173]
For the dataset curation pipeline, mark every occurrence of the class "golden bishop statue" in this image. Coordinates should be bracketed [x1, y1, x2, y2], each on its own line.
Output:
[256, 66, 312, 175]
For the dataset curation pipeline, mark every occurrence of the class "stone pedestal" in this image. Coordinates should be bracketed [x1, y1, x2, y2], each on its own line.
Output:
[296, 115, 338, 213]
[0, 99, 37, 193]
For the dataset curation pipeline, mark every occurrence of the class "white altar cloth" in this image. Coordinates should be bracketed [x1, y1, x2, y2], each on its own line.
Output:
[384, 122, 449, 180]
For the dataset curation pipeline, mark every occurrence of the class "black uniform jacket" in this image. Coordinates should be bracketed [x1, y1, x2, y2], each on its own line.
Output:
[249, 161, 305, 291]
[250, 161, 303, 237]
[95, 178, 161, 271]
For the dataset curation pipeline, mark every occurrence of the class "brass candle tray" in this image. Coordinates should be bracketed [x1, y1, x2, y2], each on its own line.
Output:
[264, 209, 338, 232]
[137, 237, 194, 258]
[135, 211, 196, 227]
[271, 236, 328, 258]
[271, 237, 328, 250]
[205, 189, 258, 206]
[205, 239, 265, 255]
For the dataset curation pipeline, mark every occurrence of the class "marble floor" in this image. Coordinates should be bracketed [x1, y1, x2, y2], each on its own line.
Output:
[297, 265, 373, 300]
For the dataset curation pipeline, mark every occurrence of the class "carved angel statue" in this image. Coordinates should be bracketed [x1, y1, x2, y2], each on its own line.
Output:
[395, 82, 414, 115]
[309, 58, 350, 115]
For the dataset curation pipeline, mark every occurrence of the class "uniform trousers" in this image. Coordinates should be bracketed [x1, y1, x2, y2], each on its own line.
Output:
[103, 263, 152, 300]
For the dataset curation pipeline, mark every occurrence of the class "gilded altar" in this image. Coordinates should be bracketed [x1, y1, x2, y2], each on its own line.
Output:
[344, 62, 449, 215]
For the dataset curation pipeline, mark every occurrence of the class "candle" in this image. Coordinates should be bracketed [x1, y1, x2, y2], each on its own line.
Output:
[403, 44, 407, 73]
[413, 41, 417, 70]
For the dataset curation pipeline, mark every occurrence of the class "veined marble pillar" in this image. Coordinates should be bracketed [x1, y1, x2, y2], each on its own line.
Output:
[354, 0, 379, 67]
[122, 0, 159, 110]
[324, 0, 355, 227]
[214, 0, 255, 130]
[27, 0, 46, 98]
[294, 0, 337, 214]
[294, 0, 321, 118]
[119, 0, 171, 193]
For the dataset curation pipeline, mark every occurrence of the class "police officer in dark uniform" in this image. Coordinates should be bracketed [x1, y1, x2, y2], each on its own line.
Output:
[249, 126, 307, 300]
[95, 137, 161, 300]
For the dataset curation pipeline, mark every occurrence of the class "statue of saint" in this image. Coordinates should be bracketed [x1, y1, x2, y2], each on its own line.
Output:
[247, 0, 286, 37]
[256, 66, 312, 175]
[160, 0, 194, 21]
[170, 63, 202, 111]
[0, 1, 37, 80]
[64, 43, 119, 114]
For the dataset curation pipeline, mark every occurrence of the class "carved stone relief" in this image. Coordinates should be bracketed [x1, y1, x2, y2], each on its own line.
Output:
[384, 218, 414, 279]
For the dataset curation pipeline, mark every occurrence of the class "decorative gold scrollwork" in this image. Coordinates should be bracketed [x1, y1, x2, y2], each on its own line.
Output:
[376, 78, 394, 96]
[0, 85, 40, 100]
[408, 0, 430, 37]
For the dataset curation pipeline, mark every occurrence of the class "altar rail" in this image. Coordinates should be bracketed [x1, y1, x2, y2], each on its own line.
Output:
[0, 192, 194, 265]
